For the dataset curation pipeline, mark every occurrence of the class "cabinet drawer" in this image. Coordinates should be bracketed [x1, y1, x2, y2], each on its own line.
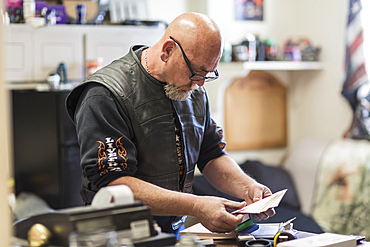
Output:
[33, 32, 84, 81]
[3, 30, 33, 82]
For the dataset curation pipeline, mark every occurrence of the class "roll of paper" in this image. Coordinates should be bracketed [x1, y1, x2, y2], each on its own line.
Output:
[91, 185, 134, 207]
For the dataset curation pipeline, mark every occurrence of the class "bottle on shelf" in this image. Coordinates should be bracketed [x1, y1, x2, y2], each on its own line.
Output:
[265, 39, 278, 61]
[220, 40, 232, 63]
[23, 0, 35, 20]
[85, 58, 104, 78]
[57, 63, 68, 84]
[46, 8, 56, 25]
[245, 33, 256, 62]
[255, 35, 265, 61]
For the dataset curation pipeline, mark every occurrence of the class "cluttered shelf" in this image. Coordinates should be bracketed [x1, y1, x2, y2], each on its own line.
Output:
[218, 61, 324, 71]
[242, 61, 323, 70]
[219, 32, 323, 72]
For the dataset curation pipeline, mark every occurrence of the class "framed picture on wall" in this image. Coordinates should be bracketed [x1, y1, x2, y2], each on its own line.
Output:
[235, 0, 263, 21]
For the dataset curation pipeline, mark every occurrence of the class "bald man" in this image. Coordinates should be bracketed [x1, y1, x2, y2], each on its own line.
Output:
[66, 12, 275, 238]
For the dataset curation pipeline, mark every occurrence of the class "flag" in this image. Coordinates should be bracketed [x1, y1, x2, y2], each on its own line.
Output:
[342, 0, 370, 140]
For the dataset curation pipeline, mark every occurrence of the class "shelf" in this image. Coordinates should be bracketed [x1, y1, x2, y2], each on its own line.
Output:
[6, 81, 80, 91]
[218, 61, 323, 71]
[242, 61, 323, 71]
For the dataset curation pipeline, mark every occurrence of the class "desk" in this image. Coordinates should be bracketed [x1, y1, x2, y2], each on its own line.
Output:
[213, 239, 370, 246]
[211, 232, 370, 246]
[209, 231, 314, 246]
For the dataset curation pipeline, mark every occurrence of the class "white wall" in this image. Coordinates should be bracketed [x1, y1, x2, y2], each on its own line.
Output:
[206, 0, 352, 165]
[146, 0, 207, 23]
[207, 0, 295, 45]
[286, 0, 351, 146]
[146, 0, 187, 23]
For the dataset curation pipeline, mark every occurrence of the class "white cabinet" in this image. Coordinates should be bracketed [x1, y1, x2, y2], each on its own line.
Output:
[2, 24, 165, 82]
[3, 25, 84, 82]
[3, 28, 33, 82]
[85, 33, 133, 67]
[33, 31, 83, 81]
[85, 26, 164, 67]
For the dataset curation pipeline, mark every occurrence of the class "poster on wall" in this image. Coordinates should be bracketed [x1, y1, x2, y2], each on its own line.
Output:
[235, 0, 264, 21]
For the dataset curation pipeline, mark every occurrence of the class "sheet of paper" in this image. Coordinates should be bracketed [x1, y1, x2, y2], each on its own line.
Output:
[233, 189, 288, 214]
[249, 223, 281, 238]
[179, 223, 238, 239]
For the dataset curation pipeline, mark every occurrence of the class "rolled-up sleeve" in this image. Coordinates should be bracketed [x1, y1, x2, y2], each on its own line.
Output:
[74, 84, 138, 190]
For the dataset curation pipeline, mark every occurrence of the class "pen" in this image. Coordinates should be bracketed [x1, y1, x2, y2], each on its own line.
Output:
[279, 217, 296, 231]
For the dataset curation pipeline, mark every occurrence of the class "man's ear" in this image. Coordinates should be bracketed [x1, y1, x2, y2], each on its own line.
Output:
[160, 40, 175, 62]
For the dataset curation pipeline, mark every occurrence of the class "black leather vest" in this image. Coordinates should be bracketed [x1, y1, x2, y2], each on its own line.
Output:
[66, 46, 208, 196]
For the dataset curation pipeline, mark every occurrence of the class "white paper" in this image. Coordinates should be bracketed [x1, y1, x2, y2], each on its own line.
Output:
[233, 189, 287, 214]
[91, 185, 134, 207]
[179, 223, 238, 239]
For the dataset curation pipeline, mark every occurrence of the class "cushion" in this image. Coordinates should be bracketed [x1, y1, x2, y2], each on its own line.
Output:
[282, 137, 331, 215]
[239, 160, 301, 211]
[310, 139, 370, 238]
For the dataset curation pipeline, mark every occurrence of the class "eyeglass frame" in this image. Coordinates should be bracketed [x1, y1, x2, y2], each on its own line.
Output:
[169, 36, 219, 82]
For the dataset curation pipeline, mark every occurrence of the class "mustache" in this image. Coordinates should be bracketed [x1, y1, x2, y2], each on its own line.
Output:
[189, 83, 199, 90]
[164, 83, 198, 93]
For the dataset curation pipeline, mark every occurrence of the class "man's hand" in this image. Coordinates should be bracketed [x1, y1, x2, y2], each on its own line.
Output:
[245, 182, 276, 221]
[192, 196, 246, 233]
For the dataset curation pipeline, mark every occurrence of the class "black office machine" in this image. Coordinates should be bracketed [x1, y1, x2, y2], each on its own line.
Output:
[14, 186, 176, 247]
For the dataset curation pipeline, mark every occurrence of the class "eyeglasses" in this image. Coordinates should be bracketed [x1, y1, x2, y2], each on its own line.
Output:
[170, 36, 219, 82]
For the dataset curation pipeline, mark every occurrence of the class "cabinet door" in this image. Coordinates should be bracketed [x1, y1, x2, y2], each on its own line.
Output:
[85, 32, 133, 68]
[3, 29, 33, 82]
[12, 91, 61, 209]
[85, 28, 164, 69]
[13, 90, 83, 209]
[33, 32, 84, 82]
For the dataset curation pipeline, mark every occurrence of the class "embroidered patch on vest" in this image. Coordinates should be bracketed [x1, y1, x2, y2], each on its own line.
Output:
[97, 136, 129, 176]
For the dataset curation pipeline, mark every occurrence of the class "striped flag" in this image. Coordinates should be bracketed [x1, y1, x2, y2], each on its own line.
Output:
[342, 0, 370, 140]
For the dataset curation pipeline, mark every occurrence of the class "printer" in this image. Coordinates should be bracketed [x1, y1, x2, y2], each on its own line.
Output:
[14, 185, 176, 247]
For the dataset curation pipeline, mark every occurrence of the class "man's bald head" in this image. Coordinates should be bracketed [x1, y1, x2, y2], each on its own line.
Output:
[162, 12, 222, 58]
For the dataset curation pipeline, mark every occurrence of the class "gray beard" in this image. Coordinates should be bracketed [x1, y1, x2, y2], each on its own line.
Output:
[164, 84, 192, 101]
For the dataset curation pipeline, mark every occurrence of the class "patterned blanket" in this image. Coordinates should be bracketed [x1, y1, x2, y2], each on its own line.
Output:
[311, 139, 370, 239]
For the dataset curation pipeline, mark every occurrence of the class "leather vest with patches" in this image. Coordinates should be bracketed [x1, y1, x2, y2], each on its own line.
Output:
[66, 45, 208, 198]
